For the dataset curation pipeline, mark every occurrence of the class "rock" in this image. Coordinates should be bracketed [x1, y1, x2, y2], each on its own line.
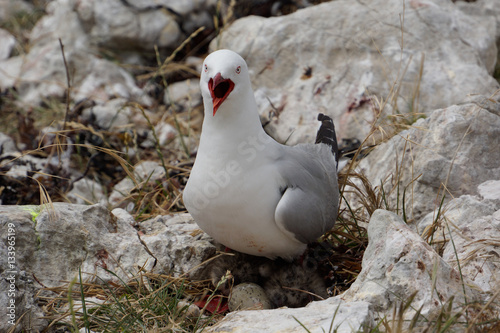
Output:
[162, 0, 216, 16]
[417, 194, 497, 246]
[0, 204, 217, 332]
[66, 177, 107, 205]
[30, 0, 89, 50]
[108, 160, 166, 208]
[3, 154, 46, 178]
[442, 209, 500, 296]
[111, 207, 138, 227]
[79, 327, 98, 333]
[456, 0, 500, 59]
[0, 204, 156, 287]
[75, 0, 181, 50]
[0, 29, 16, 60]
[75, 0, 218, 50]
[228, 282, 273, 311]
[0, 132, 17, 154]
[153, 122, 177, 147]
[478, 179, 500, 202]
[209, 298, 374, 333]
[79, 98, 161, 149]
[0, 0, 33, 22]
[0, 271, 47, 333]
[72, 58, 151, 105]
[357, 94, 500, 221]
[127, 0, 217, 35]
[214, 0, 499, 144]
[342, 210, 479, 320]
[9, 0, 152, 106]
[138, 213, 217, 277]
[177, 300, 201, 318]
[164, 78, 202, 113]
[139, 122, 177, 149]
[81, 98, 134, 130]
[205, 209, 480, 331]
[0, 56, 23, 90]
[15, 0, 90, 104]
[422, 180, 500, 295]
[0, 206, 48, 332]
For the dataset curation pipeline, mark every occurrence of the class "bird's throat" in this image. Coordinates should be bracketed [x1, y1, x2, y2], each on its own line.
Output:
[209, 73, 234, 116]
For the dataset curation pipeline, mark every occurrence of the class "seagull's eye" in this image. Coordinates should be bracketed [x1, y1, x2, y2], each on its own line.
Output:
[235, 66, 241, 74]
[204, 64, 208, 73]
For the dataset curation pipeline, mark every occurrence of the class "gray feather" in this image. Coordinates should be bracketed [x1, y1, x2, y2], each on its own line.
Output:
[274, 143, 339, 243]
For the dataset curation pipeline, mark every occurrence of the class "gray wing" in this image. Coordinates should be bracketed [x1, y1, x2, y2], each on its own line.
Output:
[274, 143, 339, 244]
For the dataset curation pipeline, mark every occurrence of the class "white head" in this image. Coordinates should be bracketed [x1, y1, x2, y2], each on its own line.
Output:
[200, 49, 252, 116]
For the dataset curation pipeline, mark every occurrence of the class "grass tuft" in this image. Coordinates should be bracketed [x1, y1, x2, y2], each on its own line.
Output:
[40, 270, 220, 332]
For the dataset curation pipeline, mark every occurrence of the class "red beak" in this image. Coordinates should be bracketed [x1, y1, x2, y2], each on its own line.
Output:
[208, 73, 234, 116]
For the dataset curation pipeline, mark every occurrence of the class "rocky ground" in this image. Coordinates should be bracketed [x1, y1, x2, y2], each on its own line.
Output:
[0, 0, 500, 332]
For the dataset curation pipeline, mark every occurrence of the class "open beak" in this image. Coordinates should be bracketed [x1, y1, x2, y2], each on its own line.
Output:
[208, 73, 234, 116]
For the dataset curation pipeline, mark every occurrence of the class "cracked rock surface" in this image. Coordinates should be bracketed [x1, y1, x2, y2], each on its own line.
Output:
[0, 203, 215, 332]
[215, 0, 499, 144]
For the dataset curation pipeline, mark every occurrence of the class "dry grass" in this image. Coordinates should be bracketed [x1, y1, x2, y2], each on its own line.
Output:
[0, 2, 45, 55]
[2, 2, 499, 332]
[38, 270, 220, 333]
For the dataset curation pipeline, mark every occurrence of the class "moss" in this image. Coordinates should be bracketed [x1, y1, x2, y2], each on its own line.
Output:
[21, 205, 42, 249]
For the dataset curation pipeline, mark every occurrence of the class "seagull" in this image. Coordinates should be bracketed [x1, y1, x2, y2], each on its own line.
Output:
[183, 49, 339, 260]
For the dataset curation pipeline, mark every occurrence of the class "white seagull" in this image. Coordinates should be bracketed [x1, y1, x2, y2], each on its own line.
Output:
[183, 49, 339, 260]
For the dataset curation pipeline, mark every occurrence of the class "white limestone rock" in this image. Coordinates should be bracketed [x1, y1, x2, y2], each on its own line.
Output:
[164, 78, 202, 113]
[0, 29, 16, 60]
[209, 298, 374, 333]
[426, 180, 500, 295]
[75, 0, 181, 50]
[214, 0, 499, 144]
[0, 0, 33, 21]
[456, 0, 500, 60]
[66, 178, 107, 205]
[0, 271, 47, 333]
[417, 194, 497, 244]
[8, 0, 152, 106]
[138, 213, 217, 277]
[81, 98, 134, 130]
[0, 56, 23, 90]
[0, 204, 151, 330]
[342, 210, 479, 320]
[36, 204, 155, 286]
[357, 95, 500, 221]
[442, 209, 500, 296]
[0, 204, 217, 331]
[108, 160, 166, 208]
[478, 179, 500, 202]
[0, 132, 17, 154]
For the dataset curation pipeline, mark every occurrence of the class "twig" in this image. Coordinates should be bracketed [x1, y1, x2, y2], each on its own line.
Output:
[58, 38, 71, 131]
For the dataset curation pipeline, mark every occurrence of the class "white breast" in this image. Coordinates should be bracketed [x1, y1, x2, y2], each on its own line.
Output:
[183, 154, 306, 259]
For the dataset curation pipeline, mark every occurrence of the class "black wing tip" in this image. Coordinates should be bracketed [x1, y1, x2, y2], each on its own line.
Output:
[317, 113, 328, 121]
[315, 113, 339, 168]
